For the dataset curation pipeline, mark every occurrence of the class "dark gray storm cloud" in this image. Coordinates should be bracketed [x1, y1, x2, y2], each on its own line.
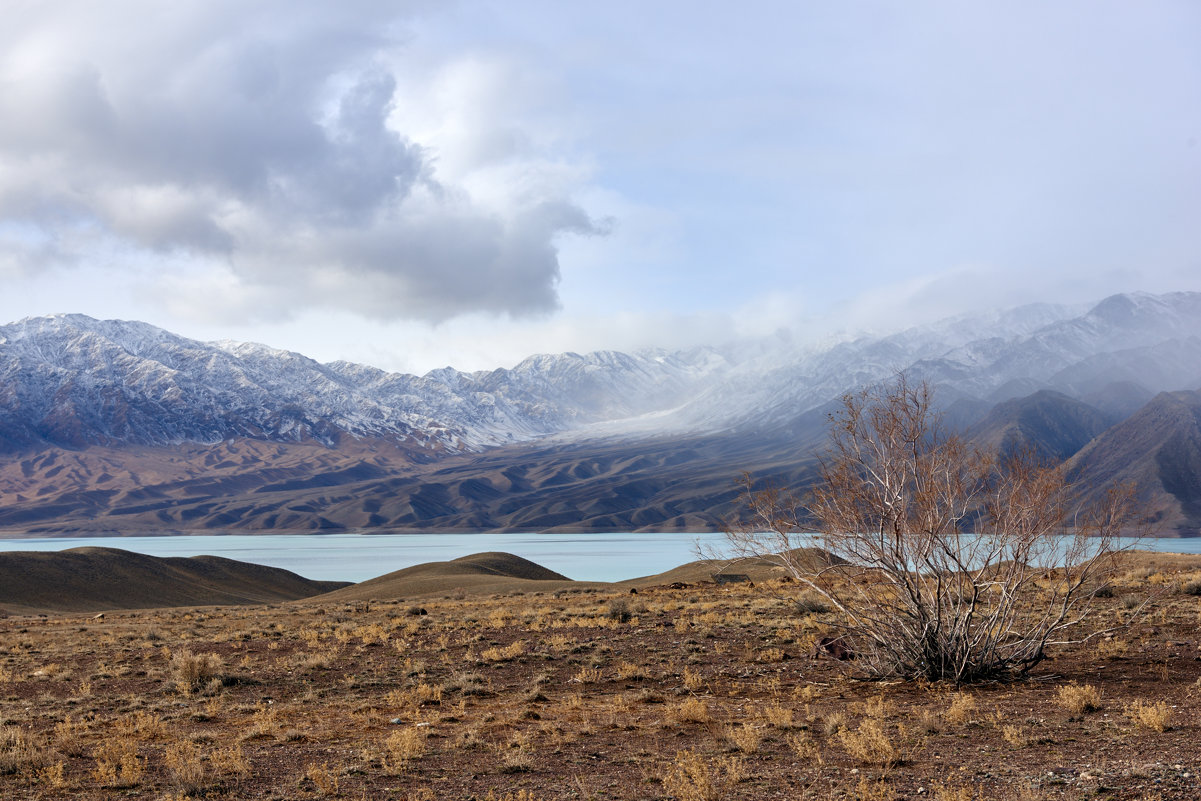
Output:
[0, 1, 594, 320]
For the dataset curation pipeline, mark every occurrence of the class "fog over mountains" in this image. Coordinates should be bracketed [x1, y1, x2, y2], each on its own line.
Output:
[2, 291, 1201, 534]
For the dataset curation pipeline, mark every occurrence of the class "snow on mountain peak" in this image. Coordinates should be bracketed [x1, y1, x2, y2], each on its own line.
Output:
[3, 291, 1200, 455]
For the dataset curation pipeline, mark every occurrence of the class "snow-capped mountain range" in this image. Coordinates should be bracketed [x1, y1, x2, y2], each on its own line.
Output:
[0, 315, 730, 453]
[3, 291, 1201, 455]
[3, 291, 1201, 535]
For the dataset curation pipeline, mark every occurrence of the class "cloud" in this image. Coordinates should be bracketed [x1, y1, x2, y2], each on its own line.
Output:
[0, 1, 597, 322]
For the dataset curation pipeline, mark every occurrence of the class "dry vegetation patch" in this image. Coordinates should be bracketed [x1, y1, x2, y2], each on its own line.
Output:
[0, 561, 1198, 799]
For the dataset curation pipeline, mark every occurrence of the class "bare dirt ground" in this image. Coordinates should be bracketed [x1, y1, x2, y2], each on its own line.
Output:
[2, 554, 1200, 800]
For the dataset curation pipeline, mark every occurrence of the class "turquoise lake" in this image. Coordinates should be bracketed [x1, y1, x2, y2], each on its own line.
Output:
[0, 532, 1198, 584]
[0, 532, 736, 583]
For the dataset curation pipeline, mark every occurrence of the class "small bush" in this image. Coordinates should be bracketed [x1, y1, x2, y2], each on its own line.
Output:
[306, 762, 339, 795]
[755, 647, 786, 664]
[1181, 578, 1201, 596]
[725, 376, 1134, 683]
[1001, 724, 1029, 748]
[724, 724, 762, 754]
[164, 741, 207, 794]
[759, 701, 796, 730]
[92, 739, 143, 787]
[210, 744, 250, 779]
[480, 641, 525, 663]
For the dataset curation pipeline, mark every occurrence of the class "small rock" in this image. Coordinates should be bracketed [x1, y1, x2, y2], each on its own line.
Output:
[389, 718, 402, 725]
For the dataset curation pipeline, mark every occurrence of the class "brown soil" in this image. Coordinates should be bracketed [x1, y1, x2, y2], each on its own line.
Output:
[1, 554, 1200, 800]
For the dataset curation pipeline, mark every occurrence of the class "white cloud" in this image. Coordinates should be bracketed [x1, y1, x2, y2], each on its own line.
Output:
[0, 1, 599, 323]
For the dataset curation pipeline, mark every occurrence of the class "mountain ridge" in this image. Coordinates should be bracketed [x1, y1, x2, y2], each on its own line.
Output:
[3, 291, 1201, 534]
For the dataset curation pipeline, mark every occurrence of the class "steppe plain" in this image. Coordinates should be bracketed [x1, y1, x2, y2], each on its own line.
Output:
[1, 549, 1200, 800]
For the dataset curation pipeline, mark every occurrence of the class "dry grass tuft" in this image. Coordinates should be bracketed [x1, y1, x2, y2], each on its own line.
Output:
[1056, 683, 1103, 714]
[667, 697, 712, 725]
[944, 693, 978, 724]
[383, 728, 427, 774]
[1126, 699, 1173, 732]
[92, 739, 143, 787]
[837, 719, 901, 768]
[0, 724, 51, 777]
[163, 740, 207, 794]
[480, 640, 526, 662]
[1001, 724, 1029, 748]
[171, 651, 224, 696]
[1096, 637, 1130, 659]
[758, 701, 796, 730]
[662, 749, 745, 801]
[306, 762, 339, 796]
[724, 723, 762, 754]
[211, 743, 251, 779]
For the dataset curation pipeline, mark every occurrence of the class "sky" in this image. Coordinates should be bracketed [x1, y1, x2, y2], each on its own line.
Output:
[1, 1, 1198, 374]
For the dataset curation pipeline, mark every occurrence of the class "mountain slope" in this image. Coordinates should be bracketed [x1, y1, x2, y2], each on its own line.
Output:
[968, 390, 1113, 462]
[1066, 389, 1201, 533]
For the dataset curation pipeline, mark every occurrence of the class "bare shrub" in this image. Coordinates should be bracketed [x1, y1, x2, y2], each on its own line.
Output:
[724, 376, 1137, 683]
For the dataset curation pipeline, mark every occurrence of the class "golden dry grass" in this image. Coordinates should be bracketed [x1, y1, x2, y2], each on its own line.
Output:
[0, 554, 1198, 799]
